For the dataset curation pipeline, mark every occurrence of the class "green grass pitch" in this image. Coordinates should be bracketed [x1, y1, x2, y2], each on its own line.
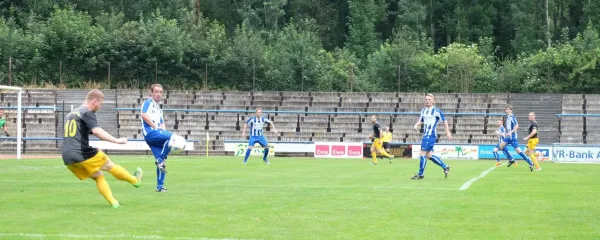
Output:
[1, 156, 599, 240]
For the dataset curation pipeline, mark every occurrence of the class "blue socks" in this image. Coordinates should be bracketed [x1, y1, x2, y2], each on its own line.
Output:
[503, 148, 514, 160]
[156, 166, 166, 190]
[263, 148, 270, 161]
[243, 149, 251, 164]
[418, 156, 427, 176]
[429, 155, 447, 169]
[518, 152, 533, 166]
[493, 151, 500, 162]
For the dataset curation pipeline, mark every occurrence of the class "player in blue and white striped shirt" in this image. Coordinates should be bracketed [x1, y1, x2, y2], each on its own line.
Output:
[499, 105, 534, 171]
[242, 108, 278, 164]
[411, 94, 452, 180]
[141, 84, 173, 192]
[492, 119, 514, 167]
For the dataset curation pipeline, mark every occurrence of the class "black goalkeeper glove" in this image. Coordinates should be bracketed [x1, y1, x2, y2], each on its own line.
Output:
[5, 133, 8, 137]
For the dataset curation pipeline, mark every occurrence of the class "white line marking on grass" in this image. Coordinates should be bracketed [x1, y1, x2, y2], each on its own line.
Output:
[459, 166, 497, 191]
[0, 233, 260, 240]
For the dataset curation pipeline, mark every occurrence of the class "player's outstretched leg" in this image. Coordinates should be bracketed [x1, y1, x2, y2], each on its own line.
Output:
[263, 148, 270, 164]
[429, 155, 449, 178]
[108, 164, 143, 188]
[516, 149, 534, 171]
[91, 172, 119, 208]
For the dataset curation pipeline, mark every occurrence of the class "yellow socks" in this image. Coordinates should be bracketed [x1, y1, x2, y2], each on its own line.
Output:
[379, 150, 392, 158]
[93, 175, 118, 205]
[371, 152, 378, 164]
[530, 153, 540, 168]
[108, 165, 138, 185]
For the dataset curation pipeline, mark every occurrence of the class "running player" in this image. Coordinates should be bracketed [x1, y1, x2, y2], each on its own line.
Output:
[498, 105, 534, 172]
[62, 89, 142, 208]
[242, 108, 278, 164]
[523, 112, 541, 171]
[141, 84, 173, 192]
[0, 109, 9, 137]
[382, 127, 393, 155]
[369, 115, 394, 165]
[411, 94, 451, 180]
[492, 119, 514, 167]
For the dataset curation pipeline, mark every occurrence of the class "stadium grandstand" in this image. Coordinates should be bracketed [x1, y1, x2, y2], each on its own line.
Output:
[0, 89, 595, 155]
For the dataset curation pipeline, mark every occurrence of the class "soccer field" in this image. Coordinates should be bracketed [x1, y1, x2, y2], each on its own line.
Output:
[1, 156, 599, 240]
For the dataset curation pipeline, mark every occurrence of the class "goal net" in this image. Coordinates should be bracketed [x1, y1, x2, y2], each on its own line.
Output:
[552, 143, 600, 163]
[0, 85, 23, 159]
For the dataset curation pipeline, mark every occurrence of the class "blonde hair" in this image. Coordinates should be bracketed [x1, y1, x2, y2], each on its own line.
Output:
[255, 108, 262, 112]
[86, 89, 104, 101]
[150, 84, 163, 93]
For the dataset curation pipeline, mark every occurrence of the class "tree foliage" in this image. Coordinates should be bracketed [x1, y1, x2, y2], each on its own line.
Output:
[0, 0, 598, 93]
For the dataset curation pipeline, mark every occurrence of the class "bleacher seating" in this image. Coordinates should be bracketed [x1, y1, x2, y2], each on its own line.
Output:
[6, 89, 600, 154]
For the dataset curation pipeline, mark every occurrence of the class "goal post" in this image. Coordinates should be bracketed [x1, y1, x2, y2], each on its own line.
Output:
[0, 85, 22, 160]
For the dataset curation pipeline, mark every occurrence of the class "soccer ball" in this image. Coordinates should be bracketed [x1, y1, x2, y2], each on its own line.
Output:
[169, 134, 186, 154]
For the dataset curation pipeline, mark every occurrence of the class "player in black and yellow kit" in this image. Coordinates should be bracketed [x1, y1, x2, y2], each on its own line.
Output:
[62, 89, 143, 208]
[523, 112, 542, 171]
[382, 127, 393, 163]
[369, 115, 393, 165]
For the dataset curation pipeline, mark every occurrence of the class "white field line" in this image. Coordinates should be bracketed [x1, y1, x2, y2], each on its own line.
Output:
[0, 179, 456, 191]
[459, 166, 497, 191]
[0, 233, 259, 240]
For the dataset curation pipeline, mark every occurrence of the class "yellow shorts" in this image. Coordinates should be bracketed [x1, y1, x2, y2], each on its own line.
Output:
[67, 151, 109, 180]
[372, 138, 383, 150]
[527, 138, 539, 150]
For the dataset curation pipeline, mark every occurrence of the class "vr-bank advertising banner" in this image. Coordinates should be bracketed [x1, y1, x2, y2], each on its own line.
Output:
[552, 145, 600, 163]
[411, 145, 479, 159]
[478, 145, 553, 161]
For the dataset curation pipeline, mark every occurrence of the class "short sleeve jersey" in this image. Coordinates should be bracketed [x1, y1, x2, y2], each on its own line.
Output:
[497, 126, 506, 144]
[246, 116, 271, 136]
[141, 98, 163, 136]
[62, 105, 100, 165]
[373, 122, 382, 138]
[382, 132, 392, 142]
[528, 121, 538, 138]
[0, 116, 5, 128]
[505, 114, 518, 139]
[420, 107, 445, 137]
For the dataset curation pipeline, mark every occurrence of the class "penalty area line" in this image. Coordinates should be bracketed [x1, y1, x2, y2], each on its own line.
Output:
[0, 233, 260, 240]
[459, 166, 497, 191]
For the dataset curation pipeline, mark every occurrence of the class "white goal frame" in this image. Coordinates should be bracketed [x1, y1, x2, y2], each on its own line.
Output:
[0, 85, 22, 160]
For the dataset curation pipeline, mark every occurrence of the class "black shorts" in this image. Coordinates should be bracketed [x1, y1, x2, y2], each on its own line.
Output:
[382, 142, 390, 149]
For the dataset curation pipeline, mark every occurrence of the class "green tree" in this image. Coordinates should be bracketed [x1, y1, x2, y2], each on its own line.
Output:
[347, 0, 387, 60]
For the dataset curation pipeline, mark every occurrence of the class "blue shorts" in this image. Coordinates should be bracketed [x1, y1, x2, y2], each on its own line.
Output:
[248, 136, 268, 148]
[420, 136, 437, 152]
[144, 130, 173, 159]
[502, 137, 519, 149]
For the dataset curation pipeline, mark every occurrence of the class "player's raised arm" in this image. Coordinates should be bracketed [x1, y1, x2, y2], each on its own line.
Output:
[83, 111, 127, 144]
